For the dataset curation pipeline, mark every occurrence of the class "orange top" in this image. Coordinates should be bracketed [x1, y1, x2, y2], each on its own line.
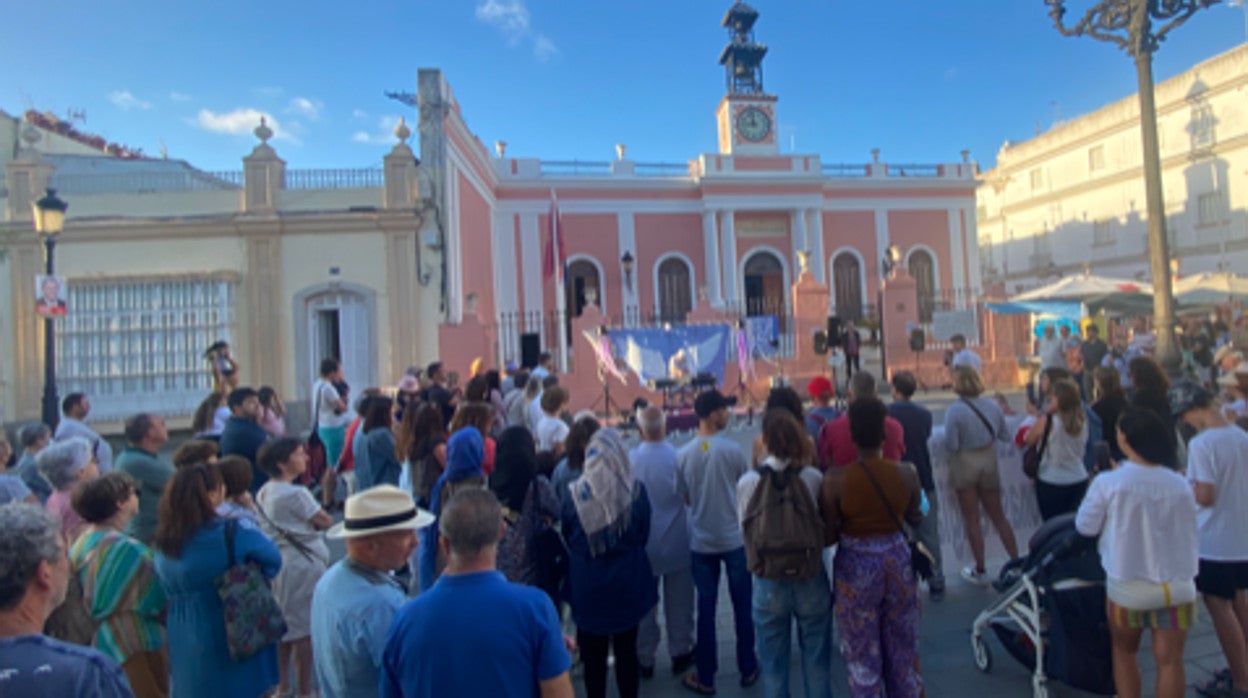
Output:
[822, 456, 919, 539]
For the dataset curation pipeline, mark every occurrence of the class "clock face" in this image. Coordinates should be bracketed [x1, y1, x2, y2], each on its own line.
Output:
[736, 107, 771, 142]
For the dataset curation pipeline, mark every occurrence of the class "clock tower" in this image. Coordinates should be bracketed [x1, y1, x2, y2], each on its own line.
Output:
[716, 2, 778, 156]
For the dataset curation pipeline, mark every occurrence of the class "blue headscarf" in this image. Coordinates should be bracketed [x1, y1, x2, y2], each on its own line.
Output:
[419, 428, 485, 590]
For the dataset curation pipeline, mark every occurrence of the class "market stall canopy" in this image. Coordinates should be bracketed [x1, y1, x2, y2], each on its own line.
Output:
[1007, 274, 1153, 314]
[1174, 272, 1248, 307]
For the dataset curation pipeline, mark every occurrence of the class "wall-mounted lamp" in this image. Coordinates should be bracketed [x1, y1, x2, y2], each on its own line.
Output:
[621, 250, 635, 291]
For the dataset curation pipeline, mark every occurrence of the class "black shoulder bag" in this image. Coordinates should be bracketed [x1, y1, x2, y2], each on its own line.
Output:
[856, 460, 935, 581]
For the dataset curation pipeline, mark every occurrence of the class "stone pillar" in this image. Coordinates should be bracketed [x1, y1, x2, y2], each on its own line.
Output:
[791, 268, 830, 379]
[720, 211, 738, 305]
[5, 123, 53, 223]
[242, 228, 284, 385]
[383, 117, 420, 209]
[242, 118, 285, 213]
[702, 211, 722, 307]
[881, 269, 920, 382]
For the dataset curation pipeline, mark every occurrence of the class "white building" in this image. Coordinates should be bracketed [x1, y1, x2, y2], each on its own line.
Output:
[978, 43, 1248, 291]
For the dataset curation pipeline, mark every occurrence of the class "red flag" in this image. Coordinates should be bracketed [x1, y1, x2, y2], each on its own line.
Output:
[543, 193, 566, 285]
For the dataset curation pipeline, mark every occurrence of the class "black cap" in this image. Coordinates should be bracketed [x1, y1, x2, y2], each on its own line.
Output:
[694, 390, 732, 418]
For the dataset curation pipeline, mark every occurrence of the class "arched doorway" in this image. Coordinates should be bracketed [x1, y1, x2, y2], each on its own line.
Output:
[743, 250, 786, 329]
[908, 249, 937, 323]
[832, 252, 864, 322]
[656, 256, 693, 323]
[566, 259, 601, 318]
[295, 282, 377, 402]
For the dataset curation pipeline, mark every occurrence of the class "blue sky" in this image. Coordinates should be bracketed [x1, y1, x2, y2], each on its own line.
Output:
[2, 1, 1243, 172]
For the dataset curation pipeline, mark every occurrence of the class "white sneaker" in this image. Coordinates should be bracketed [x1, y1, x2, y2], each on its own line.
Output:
[961, 565, 990, 586]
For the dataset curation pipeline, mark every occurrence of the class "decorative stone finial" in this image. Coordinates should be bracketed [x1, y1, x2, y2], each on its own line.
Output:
[254, 117, 273, 144]
[961, 149, 970, 163]
[797, 250, 810, 275]
[494, 140, 507, 158]
[394, 116, 411, 144]
[20, 122, 42, 148]
[871, 148, 881, 163]
[615, 143, 627, 161]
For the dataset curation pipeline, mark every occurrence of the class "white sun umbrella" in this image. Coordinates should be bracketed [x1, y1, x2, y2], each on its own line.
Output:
[1008, 273, 1153, 314]
[1174, 272, 1248, 307]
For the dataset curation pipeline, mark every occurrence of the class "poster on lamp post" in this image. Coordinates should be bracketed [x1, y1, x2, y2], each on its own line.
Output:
[34, 275, 68, 317]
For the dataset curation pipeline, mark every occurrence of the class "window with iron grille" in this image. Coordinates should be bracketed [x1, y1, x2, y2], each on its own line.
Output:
[1092, 219, 1114, 246]
[1199, 191, 1224, 227]
[57, 276, 237, 421]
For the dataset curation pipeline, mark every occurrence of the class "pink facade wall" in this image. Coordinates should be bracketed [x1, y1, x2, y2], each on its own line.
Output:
[457, 171, 495, 319]
[634, 213, 703, 316]
[545, 213, 620, 315]
[823, 210, 879, 297]
[888, 210, 956, 290]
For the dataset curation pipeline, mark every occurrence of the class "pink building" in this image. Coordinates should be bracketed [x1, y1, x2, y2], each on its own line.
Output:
[418, 2, 979, 375]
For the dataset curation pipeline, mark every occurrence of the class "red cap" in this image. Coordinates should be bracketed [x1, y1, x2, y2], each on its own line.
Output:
[807, 376, 834, 400]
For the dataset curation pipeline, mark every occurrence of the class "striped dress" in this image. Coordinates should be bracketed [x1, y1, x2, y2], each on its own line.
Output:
[70, 528, 168, 665]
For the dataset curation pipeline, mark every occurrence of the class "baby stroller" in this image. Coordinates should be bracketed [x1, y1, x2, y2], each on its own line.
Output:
[969, 513, 1114, 698]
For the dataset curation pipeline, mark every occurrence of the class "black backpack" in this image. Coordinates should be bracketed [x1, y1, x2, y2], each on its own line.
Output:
[742, 466, 824, 581]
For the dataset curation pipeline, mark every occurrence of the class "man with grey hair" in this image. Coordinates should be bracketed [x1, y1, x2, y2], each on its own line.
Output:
[114, 413, 172, 544]
[817, 371, 906, 469]
[15, 423, 52, 504]
[381, 489, 572, 698]
[0, 503, 133, 696]
[630, 405, 694, 679]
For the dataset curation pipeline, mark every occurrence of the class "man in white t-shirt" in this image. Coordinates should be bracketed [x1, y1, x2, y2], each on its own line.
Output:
[534, 385, 570, 455]
[1172, 381, 1248, 697]
[1035, 324, 1066, 371]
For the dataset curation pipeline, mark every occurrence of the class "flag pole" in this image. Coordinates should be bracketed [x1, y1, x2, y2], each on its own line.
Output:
[552, 189, 570, 374]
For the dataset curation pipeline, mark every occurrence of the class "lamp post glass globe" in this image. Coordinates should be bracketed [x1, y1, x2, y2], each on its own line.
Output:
[32, 188, 68, 236]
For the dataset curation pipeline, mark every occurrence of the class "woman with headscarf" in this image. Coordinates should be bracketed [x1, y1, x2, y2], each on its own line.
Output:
[491, 427, 560, 590]
[417, 428, 486, 591]
[561, 428, 657, 698]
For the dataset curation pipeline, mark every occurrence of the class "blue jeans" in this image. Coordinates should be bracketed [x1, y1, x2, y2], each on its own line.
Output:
[691, 547, 758, 687]
[752, 573, 834, 698]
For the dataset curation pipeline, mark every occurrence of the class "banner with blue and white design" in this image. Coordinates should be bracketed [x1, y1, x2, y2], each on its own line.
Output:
[609, 324, 730, 385]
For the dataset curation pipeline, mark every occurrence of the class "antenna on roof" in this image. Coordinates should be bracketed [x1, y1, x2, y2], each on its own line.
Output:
[159, 138, 168, 160]
[66, 108, 87, 124]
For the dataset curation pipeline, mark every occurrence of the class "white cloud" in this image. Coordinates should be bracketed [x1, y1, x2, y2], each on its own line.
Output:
[351, 108, 368, 121]
[109, 90, 152, 110]
[194, 107, 299, 144]
[287, 97, 322, 121]
[475, 0, 557, 60]
[351, 115, 403, 145]
[533, 34, 559, 61]
[169, 91, 191, 102]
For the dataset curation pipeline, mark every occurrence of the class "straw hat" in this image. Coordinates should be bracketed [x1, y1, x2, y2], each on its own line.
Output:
[327, 485, 435, 539]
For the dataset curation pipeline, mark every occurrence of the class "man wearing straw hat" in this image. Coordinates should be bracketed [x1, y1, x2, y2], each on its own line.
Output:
[311, 485, 434, 698]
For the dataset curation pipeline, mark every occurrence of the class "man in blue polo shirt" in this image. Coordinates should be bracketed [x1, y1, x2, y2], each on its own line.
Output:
[381, 488, 572, 698]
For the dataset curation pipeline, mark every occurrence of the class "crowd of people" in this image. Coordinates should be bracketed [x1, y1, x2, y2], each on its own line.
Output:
[1, 320, 1247, 698]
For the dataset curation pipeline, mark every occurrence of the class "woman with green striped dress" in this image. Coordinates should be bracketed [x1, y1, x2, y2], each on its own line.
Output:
[70, 471, 169, 698]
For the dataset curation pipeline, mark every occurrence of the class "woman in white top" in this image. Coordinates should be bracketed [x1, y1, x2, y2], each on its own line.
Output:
[255, 437, 333, 698]
[1076, 408, 1198, 698]
[1024, 378, 1089, 520]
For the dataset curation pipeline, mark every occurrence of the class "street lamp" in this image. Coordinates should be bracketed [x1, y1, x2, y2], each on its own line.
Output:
[1044, 0, 1220, 375]
[32, 188, 67, 429]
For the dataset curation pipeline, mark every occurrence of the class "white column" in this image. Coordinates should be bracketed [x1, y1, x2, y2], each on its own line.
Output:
[721, 210, 738, 305]
[948, 208, 965, 309]
[809, 208, 826, 285]
[702, 210, 723, 307]
[446, 166, 463, 323]
[793, 209, 808, 277]
[617, 211, 638, 322]
[874, 208, 890, 277]
[519, 213, 543, 338]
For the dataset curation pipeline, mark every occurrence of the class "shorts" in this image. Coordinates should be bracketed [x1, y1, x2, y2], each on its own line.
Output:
[1107, 598, 1197, 630]
[1196, 559, 1248, 600]
[949, 445, 1000, 491]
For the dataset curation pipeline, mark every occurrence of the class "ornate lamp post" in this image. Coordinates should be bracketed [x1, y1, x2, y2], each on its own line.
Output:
[1044, 0, 1220, 374]
[879, 245, 901, 380]
[32, 188, 68, 428]
[620, 250, 635, 291]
